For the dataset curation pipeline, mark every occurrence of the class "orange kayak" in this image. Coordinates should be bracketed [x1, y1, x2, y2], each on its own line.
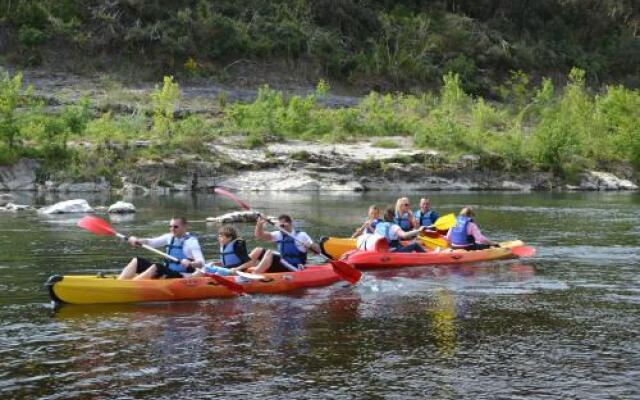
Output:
[341, 241, 534, 269]
[46, 264, 341, 305]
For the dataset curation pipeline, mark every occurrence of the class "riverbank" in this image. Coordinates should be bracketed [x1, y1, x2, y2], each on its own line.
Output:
[0, 68, 639, 194]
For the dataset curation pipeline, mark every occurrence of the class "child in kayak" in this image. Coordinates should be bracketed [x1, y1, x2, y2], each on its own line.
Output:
[446, 207, 498, 250]
[193, 225, 252, 276]
[351, 205, 381, 237]
[376, 209, 428, 253]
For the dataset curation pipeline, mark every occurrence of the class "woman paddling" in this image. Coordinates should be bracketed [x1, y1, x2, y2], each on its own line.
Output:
[446, 207, 498, 250]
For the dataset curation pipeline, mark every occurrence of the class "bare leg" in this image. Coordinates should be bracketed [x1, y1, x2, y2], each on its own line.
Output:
[252, 250, 273, 274]
[134, 264, 158, 280]
[118, 258, 139, 280]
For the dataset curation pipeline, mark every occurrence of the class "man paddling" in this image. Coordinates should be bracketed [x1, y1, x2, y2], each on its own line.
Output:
[247, 214, 322, 274]
[118, 217, 205, 280]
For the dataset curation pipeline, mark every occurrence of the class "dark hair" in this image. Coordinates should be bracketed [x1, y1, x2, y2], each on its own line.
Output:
[171, 217, 187, 225]
[278, 214, 292, 224]
[383, 208, 395, 222]
[218, 225, 238, 240]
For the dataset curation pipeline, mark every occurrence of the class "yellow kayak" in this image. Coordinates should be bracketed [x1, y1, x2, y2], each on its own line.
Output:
[319, 234, 449, 260]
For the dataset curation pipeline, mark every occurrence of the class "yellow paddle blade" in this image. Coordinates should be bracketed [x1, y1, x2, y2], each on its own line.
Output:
[431, 213, 456, 231]
[418, 235, 449, 250]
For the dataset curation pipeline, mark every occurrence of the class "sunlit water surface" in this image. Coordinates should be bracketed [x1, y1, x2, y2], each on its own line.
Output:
[1, 191, 639, 399]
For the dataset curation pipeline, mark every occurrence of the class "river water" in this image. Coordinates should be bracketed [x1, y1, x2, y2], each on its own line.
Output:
[1, 191, 639, 399]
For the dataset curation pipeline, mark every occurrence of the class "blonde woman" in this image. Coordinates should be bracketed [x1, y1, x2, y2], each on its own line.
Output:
[394, 197, 417, 231]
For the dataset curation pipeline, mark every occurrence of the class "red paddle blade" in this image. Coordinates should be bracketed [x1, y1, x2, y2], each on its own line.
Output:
[511, 246, 536, 258]
[205, 273, 245, 295]
[77, 215, 116, 237]
[214, 187, 251, 211]
[329, 260, 362, 285]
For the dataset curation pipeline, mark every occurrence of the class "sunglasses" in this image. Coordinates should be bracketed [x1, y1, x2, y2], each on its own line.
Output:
[169, 225, 181, 229]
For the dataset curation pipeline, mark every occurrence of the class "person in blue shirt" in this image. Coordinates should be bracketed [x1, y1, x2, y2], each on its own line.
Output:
[394, 197, 418, 231]
[414, 197, 440, 228]
[194, 225, 252, 276]
[375, 208, 427, 253]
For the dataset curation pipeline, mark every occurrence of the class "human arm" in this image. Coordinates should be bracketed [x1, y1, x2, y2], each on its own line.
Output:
[127, 233, 171, 248]
[183, 238, 205, 269]
[467, 223, 497, 245]
[396, 226, 427, 240]
[254, 216, 275, 241]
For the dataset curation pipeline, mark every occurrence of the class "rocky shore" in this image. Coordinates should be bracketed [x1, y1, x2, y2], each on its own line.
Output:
[0, 138, 637, 197]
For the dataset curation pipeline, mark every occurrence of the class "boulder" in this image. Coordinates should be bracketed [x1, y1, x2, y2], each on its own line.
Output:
[206, 211, 272, 224]
[38, 199, 94, 214]
[0, 202, 33, 212]
[580, 171, 639, 191]
[0, 158, 39, 191]
[56, 180, 110, 192]
[119, 183, 150, 196]
[108, 201, 136, 214]
[0, 193, 14, 206]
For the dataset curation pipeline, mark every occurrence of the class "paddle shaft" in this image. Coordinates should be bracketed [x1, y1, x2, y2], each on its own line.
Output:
[113, 232, 180, 263]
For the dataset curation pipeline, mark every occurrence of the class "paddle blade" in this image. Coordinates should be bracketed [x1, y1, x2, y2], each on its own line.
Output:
[511, 246, 536, 258]
[214, 187, 252, 211]
[329, 260, 362, 285]
[432, 213, 456, 231]
[206, 273, 245, 295]
[77, 215, 116, 237]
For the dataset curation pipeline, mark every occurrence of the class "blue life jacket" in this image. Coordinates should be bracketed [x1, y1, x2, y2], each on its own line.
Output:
[220, 239, 246, 268]
[366, 218, 381, 233]
[165, 234, 194, 272]
[374, 222, 400, 248]
[450, 216, 473, 247]
[277, 232, 307, 267]
[414, 210, 438, 227]
[394, 212, 412, 231]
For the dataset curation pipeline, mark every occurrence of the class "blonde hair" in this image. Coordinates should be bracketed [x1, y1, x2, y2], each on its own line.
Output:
[460, 207, 475, 217]
[368, 205, 380, 219]
[395, 197, 410, 215]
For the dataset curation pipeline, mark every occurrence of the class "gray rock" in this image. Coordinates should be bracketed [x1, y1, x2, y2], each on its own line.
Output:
[38, 199, 95, 214]
[0, 202, 33, 212]
[0, 193, 14, 206]
[108, 201, 136, 213]
[580, 171, 638, 191]
[206, 211, 270, 224]
[0, 158, 39, 191]
[119, 183, 150, 196]
[56, 180, 110, 192]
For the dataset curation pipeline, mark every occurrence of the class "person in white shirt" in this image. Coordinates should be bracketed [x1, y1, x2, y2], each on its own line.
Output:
[118, 217, 205, 280]
[246, 214, 322, 273]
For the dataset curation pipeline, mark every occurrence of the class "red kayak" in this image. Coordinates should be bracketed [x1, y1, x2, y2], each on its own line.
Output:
[341, 241, 535, 269]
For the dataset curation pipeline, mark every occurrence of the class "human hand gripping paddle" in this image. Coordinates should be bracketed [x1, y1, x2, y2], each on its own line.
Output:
[213, 187, 362, 284]
[76, 215, 245, 294]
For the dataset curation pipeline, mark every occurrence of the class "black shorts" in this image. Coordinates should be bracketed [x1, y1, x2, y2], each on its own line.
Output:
[257, 249, 297, 273]
[135, 257, 184, 279]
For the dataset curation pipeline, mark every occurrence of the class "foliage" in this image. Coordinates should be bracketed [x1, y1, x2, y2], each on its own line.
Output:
[0, 1, 638, 92]
[151, 76, 180, 136]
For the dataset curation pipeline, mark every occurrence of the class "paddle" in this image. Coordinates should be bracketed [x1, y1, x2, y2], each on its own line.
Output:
[428, 213, 456, 231]
[213, 187, 362, 284]
[510, 246, 536, 258]
[77, 215, 245, 294]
